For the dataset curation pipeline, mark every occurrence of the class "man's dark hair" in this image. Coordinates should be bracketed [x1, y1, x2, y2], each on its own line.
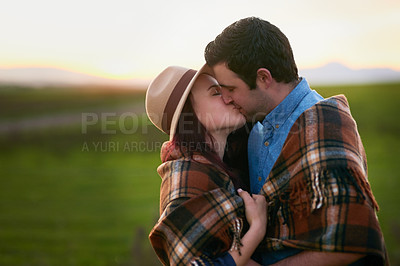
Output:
[205, 17, 299, 89]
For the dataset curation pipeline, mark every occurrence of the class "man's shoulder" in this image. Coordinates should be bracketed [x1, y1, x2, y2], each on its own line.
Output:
[282, 93, 364, 167]
[298, 94, 355, 127]
[308, 94, 350, 113]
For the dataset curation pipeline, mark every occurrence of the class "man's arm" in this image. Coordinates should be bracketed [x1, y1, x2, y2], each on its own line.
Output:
[271, 251, 365, 266]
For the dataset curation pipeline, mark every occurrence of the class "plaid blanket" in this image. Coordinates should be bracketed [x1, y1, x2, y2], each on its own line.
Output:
[149, 95, 388, 265]
[149, 142, 244, 265]
[258, 95, 388, 265]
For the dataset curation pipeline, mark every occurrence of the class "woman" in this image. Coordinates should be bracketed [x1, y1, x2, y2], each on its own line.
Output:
[146, 65, 267, 265]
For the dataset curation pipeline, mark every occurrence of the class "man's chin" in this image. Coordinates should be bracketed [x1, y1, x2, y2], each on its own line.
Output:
[243, 113, 253, 122]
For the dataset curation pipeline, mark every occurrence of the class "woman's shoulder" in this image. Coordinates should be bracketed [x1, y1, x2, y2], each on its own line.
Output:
[157, 153, 225, 182]
[159, 141, 222, 171]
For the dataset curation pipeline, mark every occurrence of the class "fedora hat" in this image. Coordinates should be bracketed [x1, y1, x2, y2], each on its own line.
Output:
[145, 64, 211, 139]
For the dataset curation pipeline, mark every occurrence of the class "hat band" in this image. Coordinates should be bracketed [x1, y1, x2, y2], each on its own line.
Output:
[162, 69, 197, 133]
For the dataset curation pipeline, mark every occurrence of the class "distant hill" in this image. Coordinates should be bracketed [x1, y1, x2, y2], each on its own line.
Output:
[299, 62, 400, 85]
[0, 67, 150, 89]
[1, 63, 399, 88]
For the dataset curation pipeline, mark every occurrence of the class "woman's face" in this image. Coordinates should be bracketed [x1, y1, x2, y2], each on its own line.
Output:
[190, 73, 246, 135]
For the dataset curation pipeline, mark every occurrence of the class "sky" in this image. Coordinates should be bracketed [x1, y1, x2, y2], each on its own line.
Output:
[1, 0, 399, 81]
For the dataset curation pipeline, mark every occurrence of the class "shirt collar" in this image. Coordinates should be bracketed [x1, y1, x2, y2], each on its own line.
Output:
[262, 78, 311, 129]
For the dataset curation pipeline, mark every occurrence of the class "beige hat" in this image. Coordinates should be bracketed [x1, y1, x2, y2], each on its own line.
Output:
[145, 64, 211, 140]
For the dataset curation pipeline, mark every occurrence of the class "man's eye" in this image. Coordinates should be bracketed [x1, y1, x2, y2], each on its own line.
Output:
[224, 87, 234, 92]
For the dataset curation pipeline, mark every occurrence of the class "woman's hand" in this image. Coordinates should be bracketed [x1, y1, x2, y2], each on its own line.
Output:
[237, 188, 267, 236]
[228, 189, 267, 266]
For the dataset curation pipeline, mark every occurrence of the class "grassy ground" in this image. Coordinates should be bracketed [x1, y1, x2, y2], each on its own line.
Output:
[0, 87, 166, 265]
[0, 83, 399, 265]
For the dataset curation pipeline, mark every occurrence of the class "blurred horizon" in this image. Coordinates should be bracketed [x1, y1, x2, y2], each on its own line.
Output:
[1, 62, 400, 89]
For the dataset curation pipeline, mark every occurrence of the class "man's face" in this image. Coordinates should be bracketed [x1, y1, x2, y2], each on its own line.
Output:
[212, 62, 268, 122]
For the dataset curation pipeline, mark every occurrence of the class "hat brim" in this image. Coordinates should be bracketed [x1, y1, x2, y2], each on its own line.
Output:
[169, 64, 212, 140]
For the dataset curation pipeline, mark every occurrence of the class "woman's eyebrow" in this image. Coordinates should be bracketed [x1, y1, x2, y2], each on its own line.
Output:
[207, 84, 221, 91]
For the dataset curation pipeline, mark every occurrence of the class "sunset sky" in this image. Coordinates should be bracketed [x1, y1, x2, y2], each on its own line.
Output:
[1, 0, 399, 81]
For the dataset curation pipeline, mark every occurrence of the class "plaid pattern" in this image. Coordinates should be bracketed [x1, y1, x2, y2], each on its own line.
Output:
[258, 95, 388, 265]
[149, 142, 244, 265]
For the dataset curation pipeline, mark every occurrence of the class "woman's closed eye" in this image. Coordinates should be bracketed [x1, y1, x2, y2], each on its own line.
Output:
[211, 86, 222, 96]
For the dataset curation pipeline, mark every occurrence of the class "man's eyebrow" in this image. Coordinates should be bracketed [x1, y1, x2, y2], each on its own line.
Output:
[219, 84, 235, 89]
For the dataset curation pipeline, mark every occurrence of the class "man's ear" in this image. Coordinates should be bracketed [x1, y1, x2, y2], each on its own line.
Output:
[256, 68, 272, 90]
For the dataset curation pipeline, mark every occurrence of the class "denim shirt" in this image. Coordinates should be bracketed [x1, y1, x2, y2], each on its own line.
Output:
[247, 78, 323, 264]
[248, 78, 323, 195]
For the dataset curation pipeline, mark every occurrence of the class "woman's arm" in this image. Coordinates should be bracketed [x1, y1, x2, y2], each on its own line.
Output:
[229, 189, 267, 266]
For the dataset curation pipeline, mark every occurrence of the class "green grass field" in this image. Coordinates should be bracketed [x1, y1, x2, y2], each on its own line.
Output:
[0, 83, 399, 265]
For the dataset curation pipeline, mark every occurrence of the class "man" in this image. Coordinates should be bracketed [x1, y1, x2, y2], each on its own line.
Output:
[205, 17, 388, 265]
